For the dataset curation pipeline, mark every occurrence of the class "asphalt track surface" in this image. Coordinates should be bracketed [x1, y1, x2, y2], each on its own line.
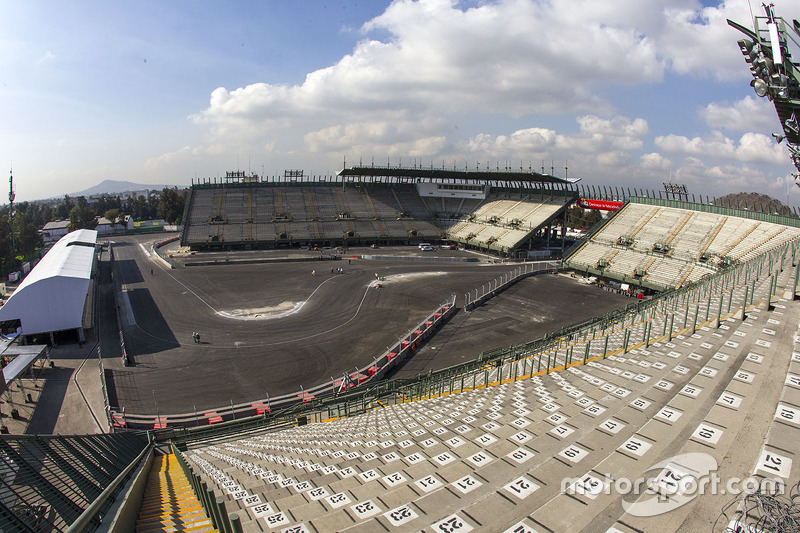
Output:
[103, 235, 631, 415]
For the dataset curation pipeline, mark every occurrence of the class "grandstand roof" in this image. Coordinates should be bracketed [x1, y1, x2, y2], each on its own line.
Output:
[0, 229, 97, 335]
[338, 165, 576, 185]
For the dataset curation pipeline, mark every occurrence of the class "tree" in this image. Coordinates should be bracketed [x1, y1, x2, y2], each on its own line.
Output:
[12, 211, 42, 258]
[68, 205, 97, 231]
[54, 195, 73, 220]
[157, 188, 186, 224]
[104, 208, 122, 225]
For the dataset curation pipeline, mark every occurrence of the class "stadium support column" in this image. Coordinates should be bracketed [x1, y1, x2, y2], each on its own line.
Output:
[740, 285, 749, 320]
[77, 327, 85, 343]
[668, 313, 675, 341]
[793, 261, 800, 301]
[603, 335, 609, 358]
[767, 273, 775, 311]
[546, 222, 551, 249]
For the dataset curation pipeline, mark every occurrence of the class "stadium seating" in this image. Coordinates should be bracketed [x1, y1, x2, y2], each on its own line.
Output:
[565, 199, 800, 290]
[180, 182, 574, 254]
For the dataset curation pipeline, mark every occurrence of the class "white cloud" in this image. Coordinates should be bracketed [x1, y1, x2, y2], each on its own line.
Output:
[463, 114, 649, 160]
[174, 1, 798, 204]
[672, 156, 790, 197]
[700, 96, 780, 132]
[193, 0, 675, 146]
[640, 152, 673, 170]
[655, 130, 788, 164]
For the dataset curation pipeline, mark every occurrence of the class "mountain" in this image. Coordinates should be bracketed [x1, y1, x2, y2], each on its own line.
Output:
[69, 180, 177, 197]
[713, 192, 796, 216]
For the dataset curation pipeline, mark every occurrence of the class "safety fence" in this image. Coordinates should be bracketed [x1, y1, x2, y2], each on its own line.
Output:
[0, 433, 149, 533]
[115, 294, 457, 430]
[146, 236, 800, 445]
[464, 260, 560, 310]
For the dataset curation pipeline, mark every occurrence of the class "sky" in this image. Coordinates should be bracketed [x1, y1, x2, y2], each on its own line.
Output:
[2, 0, 800, 205]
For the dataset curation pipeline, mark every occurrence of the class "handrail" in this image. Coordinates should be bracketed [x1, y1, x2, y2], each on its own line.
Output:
[64, 442, 152, 533]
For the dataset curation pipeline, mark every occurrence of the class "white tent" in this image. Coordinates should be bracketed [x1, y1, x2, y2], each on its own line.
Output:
[0, 229, 97, 338]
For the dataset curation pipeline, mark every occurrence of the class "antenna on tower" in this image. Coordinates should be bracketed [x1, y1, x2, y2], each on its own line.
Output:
[9, 167, 15, 255]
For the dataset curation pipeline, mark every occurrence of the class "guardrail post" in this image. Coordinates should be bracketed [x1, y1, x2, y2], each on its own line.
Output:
[216, 497, 233, 533]
[231, 514, 244, 533]
[668, 313, 674, 340]
[203, 484, 218, 530]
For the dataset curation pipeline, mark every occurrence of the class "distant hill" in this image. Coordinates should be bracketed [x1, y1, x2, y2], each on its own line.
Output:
[713, 192, 796, 216]
[70, 180, 177, 197]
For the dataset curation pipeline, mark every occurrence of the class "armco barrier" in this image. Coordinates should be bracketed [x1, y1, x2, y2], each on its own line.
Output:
[360, 254, 478, 263]
[115, 294, 457, 430]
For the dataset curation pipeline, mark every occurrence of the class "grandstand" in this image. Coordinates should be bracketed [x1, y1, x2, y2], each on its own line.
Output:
[180, 167, 577, 257]
[564, 197, 800, 291]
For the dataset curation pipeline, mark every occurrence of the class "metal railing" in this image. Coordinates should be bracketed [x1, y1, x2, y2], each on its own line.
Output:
[464, 260, 559, 309]
[117, 294, 457, 430]
[0, 433, 149, 533]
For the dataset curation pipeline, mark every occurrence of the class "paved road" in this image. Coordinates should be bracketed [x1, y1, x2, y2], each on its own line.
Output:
[102, 235, 631, 415]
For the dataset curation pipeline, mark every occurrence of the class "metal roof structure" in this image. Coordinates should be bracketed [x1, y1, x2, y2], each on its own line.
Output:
[0, 229, 97, 336]
[729, 5, 800, 173]
[337, 165, 577, 186]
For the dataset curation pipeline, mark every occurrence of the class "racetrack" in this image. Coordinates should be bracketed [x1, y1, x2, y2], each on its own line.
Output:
[102, 235, 631, 415]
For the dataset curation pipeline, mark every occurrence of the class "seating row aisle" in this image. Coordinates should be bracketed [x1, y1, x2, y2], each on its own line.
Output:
[175, 267, 794, 532]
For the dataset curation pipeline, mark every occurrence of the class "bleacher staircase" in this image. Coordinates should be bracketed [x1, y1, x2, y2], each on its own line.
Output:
[135, 454, 217, 533]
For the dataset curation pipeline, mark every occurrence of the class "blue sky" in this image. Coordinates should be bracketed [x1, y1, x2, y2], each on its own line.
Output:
[2, 0, 799, 204]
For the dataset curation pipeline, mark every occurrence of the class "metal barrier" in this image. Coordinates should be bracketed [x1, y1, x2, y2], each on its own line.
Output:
[464, 260, 559, 310]
[0, 433, 149, 533]
[146, 236, 799, 446]
[118, 294, 457, 430]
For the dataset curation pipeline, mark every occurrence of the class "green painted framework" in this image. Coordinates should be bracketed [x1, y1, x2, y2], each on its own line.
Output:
[0, 433, 148, 533]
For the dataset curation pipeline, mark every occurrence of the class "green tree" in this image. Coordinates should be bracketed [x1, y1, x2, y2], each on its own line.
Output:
[54, 195, 73, 220]
[68, 205, 97, 231]
[12, 211, 42, 258]
[157, 188, 186, 224]
[103, 208, 122, 225]
[584, 209, 603, 229]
